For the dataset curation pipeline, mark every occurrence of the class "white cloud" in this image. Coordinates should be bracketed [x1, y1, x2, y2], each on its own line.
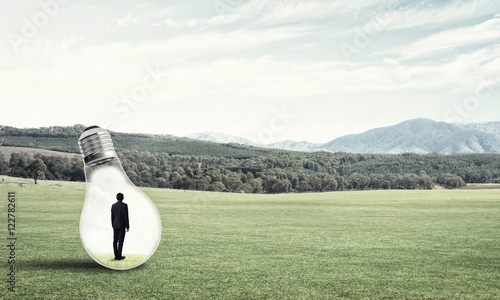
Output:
[185, 18, 199, 28]
[137, 25, 313, 57]
[395, 16, 500, 60]
[114, 12, 143, 28]
[390, 44, 500, 93]
[208, 0, 381, 26]
[163, 18, 180, 27]
[111, 3, 179, 28]
[253, 1, 343, 25]
[207, 13, 244, 25]
[288, 42, 322, 51]
[151, 52, 492, 102]
[0, 24, 314, 105]
[356, 0, 500, 32]
[4, 32, 498, 111]
[383, 58, 399, 65]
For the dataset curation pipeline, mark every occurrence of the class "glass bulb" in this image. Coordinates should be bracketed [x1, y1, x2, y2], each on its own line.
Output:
[78, 126, 161, 270]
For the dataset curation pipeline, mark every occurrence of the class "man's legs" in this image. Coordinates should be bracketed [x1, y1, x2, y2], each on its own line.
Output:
[113, 229, 120, 259]
[117, 229, 126, 258]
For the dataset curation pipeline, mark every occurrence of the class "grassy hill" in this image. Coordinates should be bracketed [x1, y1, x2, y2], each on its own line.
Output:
[0, 125, 283, 158]
[1, 178, 499, 298]
[0, 146, 79, 160]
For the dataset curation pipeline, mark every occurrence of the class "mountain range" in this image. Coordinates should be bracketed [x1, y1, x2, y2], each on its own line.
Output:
[188, 119, 500, 154]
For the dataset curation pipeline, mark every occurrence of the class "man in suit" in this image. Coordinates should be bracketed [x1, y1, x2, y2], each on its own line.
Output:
[111, 193, 129, 260]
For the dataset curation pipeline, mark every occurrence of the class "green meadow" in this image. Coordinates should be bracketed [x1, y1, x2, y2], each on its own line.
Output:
[1, 176, 499, 299]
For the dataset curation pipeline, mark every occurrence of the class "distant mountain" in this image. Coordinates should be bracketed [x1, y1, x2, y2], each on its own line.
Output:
[186, 133, 321, 151]
[460, 122, 500, 136]
[188, 119, 500, 154]
[322, 119, 500, 154]
[265, 140, 322, 152]
[2, 120, 500, 156]
[188, 132, 257, 146]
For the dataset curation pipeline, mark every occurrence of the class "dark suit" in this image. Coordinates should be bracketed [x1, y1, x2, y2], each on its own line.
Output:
[111, 201, 129, 259]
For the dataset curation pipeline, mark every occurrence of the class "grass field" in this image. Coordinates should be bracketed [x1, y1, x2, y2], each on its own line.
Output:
[1, 176, 499, 299]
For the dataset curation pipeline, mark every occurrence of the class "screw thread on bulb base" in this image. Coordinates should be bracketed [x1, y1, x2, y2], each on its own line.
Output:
[78, 126, 117, 166]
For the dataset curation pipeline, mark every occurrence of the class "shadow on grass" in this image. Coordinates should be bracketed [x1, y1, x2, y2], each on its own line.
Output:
[22, 258, 145, 272]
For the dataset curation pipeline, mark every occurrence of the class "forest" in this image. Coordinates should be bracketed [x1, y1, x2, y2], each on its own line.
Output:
[1, 125, 499, 193]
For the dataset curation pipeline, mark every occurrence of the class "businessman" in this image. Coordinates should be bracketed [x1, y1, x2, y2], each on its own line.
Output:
[111, 193, 129, 260]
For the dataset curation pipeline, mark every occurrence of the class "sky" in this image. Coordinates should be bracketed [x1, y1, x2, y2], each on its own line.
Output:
[1, 0, 499, 144]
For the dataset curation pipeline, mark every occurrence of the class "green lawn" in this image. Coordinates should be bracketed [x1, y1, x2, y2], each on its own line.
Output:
[1, 176, 499, 299]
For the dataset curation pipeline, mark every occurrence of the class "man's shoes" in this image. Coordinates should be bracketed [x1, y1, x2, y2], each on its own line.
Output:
[120, 256, 126, 260]
[114, 256, 126, 260]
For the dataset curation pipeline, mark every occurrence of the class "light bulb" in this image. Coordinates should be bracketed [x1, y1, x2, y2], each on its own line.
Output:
[78, 126, 161, 270]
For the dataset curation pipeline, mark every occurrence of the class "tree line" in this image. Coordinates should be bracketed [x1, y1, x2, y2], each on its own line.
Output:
[0, 125, 279, 158]
[2, 149, 498, 193]
[1, 124, 499, 192]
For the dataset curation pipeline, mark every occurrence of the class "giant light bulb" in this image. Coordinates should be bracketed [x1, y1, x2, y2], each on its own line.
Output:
[78, 126, 161, 270]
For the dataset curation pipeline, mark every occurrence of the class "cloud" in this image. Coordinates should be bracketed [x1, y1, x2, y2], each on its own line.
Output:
[207, 13, 244, 26]
[388, 44, 500, 94]
[356, 0, 500, 33]
[0, 24, 314, 105]
[136, 24, 313, 58]
[252, 0, 345, 25]
[395, 16, 500, 60]
[207, 0, 382, 27]
[163, 18, 180, 27]
[111, 2, 178, 28]
[4, 32, 498, 113]
[114, 12, 143, 28]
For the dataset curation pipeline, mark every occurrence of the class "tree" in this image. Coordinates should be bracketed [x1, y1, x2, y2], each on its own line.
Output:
[348, 173, 370, 190]
[9, 153, 31, 178]
[336, 175, 347, 191]
[247, 178, 263, 193]
[417, 172, 434, 189]
[435, 173, 466, 189]
[0, 154, 9, 174]
[239, 183, 253, 193]
[401, 174, 419, 189]
[223, 174, 243, 192]
[263, 176, 291, 193]
[320, 174, 338, 191]
[208, 182, 227, 192]
[369, 174, 387, 189]
[25, 159, 47, 184]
